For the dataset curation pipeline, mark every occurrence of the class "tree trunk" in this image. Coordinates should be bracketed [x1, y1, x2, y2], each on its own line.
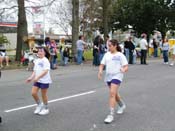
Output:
[72, 0, 79, 60]
[16, 0, 28, 61]
[102, 0, 110, 41]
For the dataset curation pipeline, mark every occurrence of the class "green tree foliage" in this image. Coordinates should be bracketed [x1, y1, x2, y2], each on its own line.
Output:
[111, 0, 175, 37]
[0, 34, 10, 45]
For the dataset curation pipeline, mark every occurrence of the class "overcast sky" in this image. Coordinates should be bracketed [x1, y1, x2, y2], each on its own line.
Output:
[1, 0, 71, 35]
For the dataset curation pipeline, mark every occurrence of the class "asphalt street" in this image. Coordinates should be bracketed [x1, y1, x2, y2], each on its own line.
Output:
[0, 59, 175, 131]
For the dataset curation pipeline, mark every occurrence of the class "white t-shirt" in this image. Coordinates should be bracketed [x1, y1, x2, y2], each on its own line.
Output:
[76, 40, 86, 51]
[101, 52, 128, 82]
[140, 38, 148, 50]
[162, 42, 169, 51]
[33, 57, 52, 84]
[172, 45, 175, 55]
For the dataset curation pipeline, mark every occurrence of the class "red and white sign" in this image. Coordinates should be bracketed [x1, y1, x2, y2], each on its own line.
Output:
[0, 22, 17, 27]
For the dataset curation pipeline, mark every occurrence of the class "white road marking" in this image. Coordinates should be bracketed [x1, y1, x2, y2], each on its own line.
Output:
[4, 90, 96, 113]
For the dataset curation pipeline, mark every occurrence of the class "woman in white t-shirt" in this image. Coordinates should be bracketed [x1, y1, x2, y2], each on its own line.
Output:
[98, 39, 128, 124]
[26, 47, 52, 115]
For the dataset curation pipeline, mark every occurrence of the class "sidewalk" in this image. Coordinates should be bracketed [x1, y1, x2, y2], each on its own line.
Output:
[0, 57, 165, 71]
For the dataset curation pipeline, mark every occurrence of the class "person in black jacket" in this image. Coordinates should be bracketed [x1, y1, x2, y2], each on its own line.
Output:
[129, 37, 135, 64]
[93, 36, 101, 66]
[63, 47, 70, 66]
[152, 38, 158, 57]
[125, 37, 135, 64]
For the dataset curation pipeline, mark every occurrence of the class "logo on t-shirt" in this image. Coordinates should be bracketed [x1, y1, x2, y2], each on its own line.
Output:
[112, 56, 121, 61]
[38, 62, 44, 68]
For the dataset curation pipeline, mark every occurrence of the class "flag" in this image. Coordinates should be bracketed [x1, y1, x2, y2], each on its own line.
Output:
[32, 6, 42, 14]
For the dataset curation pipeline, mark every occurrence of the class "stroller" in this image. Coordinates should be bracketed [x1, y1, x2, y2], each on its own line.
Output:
[26, 52, 38, 71]
[21, 50, 38, 71]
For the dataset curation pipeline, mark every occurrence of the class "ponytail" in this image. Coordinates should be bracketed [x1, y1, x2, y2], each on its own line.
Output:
[110, 39, 121, 52]
[43, 47, 50, 59]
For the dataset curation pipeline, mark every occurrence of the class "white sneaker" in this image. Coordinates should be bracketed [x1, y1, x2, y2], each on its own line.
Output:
[34, 104, 43, 114]
[164, 62, 168, 64]
[38, 108, 49, 115]
[104, 115, 114, 124]
[117, 104, 126, 114]
[170, 63, 174, 66]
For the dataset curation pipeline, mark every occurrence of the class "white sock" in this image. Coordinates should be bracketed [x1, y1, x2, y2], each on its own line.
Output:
[110, 108, 115, 115]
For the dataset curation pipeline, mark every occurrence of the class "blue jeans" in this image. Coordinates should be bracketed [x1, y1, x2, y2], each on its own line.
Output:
[124, 48, 129, 62]
[64, 57, 69, 65]
[77, 50, 83, 64]
[154, 48, 158, 57]
[60, 51, 64, 65]
[50, 55, 57, 69]
[93, 52, 100, 66]
[99, 53, 105, 63]
[163, 50, 169, 63]
[133, 54, 137, 64]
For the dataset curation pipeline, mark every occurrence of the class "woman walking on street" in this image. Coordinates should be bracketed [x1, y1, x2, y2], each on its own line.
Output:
[98, 39, 128, 124]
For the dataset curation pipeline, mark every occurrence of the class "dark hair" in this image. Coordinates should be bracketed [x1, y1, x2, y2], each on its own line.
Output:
[79, 35, 83, 40]
[45, 37, 50, 43]
[93, 35, 101, 45]
[106, 35, 109, 38]
[99, 38, 104, 44]
[43, 47, 50, 59]
[37, 47, 50, 59]
[110, 39, 121, 52]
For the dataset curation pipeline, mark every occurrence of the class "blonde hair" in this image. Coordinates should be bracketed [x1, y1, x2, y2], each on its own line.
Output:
[60, 38, 65, 43]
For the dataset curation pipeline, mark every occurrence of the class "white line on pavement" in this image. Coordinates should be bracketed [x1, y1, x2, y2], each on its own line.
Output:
[4, 90, 96, 113]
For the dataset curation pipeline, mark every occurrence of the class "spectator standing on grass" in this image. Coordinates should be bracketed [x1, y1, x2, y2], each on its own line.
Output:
[59, 38, 65, 66]
[127, 37, 135, 64]
[63, 47, 69, 66]
[140, 33, 148, 65]
[99, 38, 106, 62]
[49, 40, 58, 69]
[76, 35, 86, 65]
[152, 38, 158, 57]
[93, 36, 100, 66]
[161, 38, 169, 64]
